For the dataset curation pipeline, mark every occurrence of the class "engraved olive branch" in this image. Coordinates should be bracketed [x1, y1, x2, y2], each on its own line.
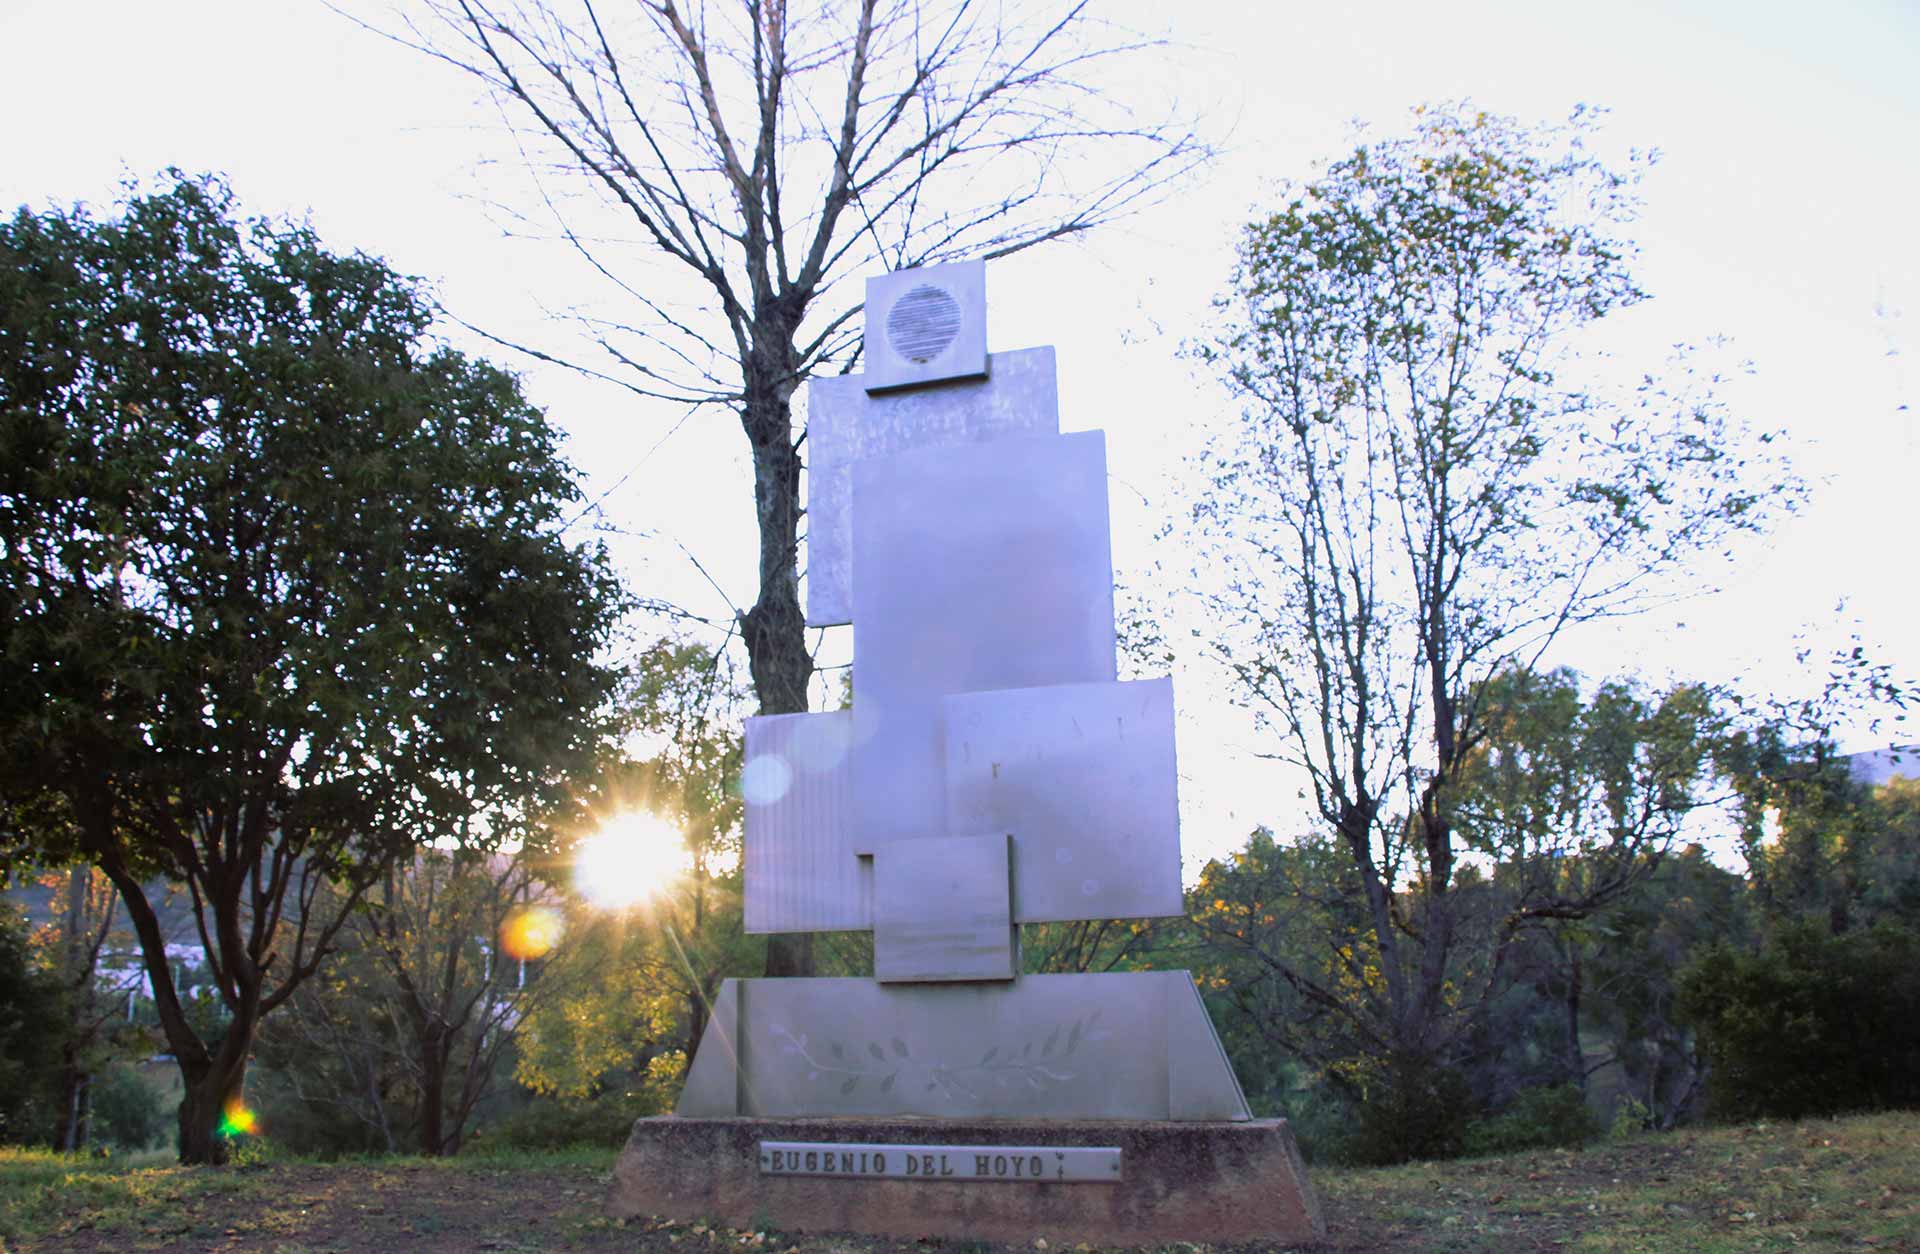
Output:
[771, 1024, 909, 1095]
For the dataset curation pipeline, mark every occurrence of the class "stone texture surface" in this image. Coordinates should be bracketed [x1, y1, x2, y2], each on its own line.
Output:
[608, 1116, 1325, 1245]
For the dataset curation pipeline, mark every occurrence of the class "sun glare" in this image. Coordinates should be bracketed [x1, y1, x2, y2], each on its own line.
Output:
[573, 811, 690, 909]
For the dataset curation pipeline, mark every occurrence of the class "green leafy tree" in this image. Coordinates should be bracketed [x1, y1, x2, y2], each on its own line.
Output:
[0, 174, 626, 1163]
[1719, 740, 1920, 936]
[1190, 104, 1786, 1134]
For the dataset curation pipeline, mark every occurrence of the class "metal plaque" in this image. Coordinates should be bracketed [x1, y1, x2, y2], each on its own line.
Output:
[759, 1141, 1122, 1183]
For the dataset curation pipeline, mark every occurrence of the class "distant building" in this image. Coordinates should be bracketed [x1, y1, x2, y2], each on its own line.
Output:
[1848, 745, 1920, 788]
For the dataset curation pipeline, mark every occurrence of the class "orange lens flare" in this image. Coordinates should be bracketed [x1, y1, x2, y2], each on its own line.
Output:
[500, 905, 565, 961]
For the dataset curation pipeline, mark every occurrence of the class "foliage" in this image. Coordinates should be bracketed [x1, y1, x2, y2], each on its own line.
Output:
[0, 172, 627, 1161]
[1570, 845, 1750, 1129]
[508, 637, 777, 1106]
[0, 903, 67, 1145]
[1192, 103, 1786, 1127]
[1677, 920, 1920, 1122]
[621, 639, 745, 877]
[510, 882, 745, 1102]
[1722, 737, 1920, 934]
[1462, 1083, 1598, 1156]
[1333, 1048, 1479, 1166]
[86, 1064, 171, 1152]
[21, 865, 149, 1152]
[253, 846, 581, 1156]
[476, 1085, 667, 1152]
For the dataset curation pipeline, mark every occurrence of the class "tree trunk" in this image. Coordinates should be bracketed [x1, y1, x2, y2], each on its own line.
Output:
[56, 867, 92, 1152]
[1563, 940, 1585, 1090]
[57, 1063, 90, 1153]
[739, 367, 816, 980]
[176, 1046, 250, 1166]
[419, 1036, 449, 1157]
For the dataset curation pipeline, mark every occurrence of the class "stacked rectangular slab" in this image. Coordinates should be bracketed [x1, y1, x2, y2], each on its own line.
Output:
[609, 260, 1323, 1246]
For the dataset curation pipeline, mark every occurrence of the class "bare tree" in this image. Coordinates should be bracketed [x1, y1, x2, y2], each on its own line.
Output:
[372, 0, 1206, 975]
[1190, 106, 1789, 1124]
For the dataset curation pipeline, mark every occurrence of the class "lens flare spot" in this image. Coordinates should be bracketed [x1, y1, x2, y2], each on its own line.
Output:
[740, 753, 794, 806]
[218, 1099, 257, 1137]
[500, 905, 565, 961]
[574, 811, 689, 909]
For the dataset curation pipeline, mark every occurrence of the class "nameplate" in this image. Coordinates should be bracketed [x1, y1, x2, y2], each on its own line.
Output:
[758, 1141, 1122, 1183]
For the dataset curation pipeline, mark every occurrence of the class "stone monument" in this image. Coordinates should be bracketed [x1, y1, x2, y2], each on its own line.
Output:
[608, 261, 1324, 1245]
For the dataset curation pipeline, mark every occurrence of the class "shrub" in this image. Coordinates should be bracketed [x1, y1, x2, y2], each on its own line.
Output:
[89, 1064, 171, 1151]
[0, 904, 66, 1146]
[1677, 921, 1920, 1121]
[1334, 1051, 1477, 1166]
[475, 1088, 660, 1152]
[1463, 1084, 1599, 1155]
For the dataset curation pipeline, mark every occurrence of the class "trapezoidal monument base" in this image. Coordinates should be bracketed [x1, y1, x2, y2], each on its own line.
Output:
[607, 1115, 1326, 1246]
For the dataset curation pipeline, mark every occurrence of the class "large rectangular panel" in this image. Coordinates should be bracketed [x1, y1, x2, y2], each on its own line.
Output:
[874, 833, 1016, 983]
[742, 710, 871, 934]
[805, 346, 1058, 626]
[944, 678, 1183, 923]
[848, 432, 1116, 853]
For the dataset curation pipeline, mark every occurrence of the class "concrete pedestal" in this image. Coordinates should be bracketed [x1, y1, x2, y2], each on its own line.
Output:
[607, 1116, 1325, 1246]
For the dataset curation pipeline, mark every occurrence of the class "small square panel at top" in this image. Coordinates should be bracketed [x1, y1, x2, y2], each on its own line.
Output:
[864, 261, 987, 393]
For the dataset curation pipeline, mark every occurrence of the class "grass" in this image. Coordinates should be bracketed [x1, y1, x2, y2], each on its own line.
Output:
[1313, 1110, 1920, 1251]
[1, 1111, 1916, 1251]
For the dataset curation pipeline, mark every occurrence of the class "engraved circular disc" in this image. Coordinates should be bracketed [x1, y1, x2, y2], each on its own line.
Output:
[885, 284, 963, 363]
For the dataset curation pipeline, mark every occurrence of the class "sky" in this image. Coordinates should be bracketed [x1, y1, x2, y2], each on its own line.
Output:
[2, 0, 1915, 870]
